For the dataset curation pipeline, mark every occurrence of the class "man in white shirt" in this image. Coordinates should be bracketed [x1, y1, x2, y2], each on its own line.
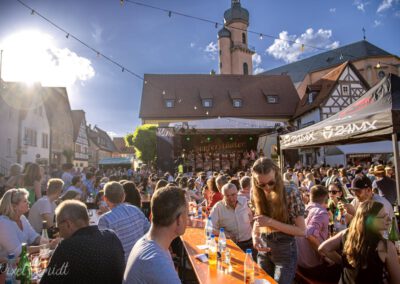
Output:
[29, 179, 64, 233]
[209, 183, 253, 252]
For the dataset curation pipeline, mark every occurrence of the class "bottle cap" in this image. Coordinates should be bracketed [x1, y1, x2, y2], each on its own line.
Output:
[211, 234, 215, 238]
[7, 253, 15, 259]
[208, 216, 211, 220]
[246, 248, 252, 254]
[220, 228, 224, 232]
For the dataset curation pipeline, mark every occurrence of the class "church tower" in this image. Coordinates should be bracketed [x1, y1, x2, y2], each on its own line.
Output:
[218, 0, 255, 75]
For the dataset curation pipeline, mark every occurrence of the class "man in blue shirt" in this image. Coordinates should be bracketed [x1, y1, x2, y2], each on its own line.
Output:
[124, 186, 188, 284]
[98, 181, 150, 263]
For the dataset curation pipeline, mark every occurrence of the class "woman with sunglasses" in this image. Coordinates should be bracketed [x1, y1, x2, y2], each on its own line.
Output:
[252, 158, 305, 284]
[319, 200, 400, 284]
[327, 181, 355, 233]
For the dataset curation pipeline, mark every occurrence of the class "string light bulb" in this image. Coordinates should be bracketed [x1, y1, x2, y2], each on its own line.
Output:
[120, 0, 124, 6]
[162, 90, 166, 95]
[215, 22, 218, 29]
[339, 53, 343, 60]
[376, 62, 381, 69]
[66, 33, 69, 39]
[194, 106, 197, 110]
[168, 11, 172, 17]
[122, 67, 125, 72]
[31, 9, 35, 15]
[300, 44, 305, 52]
[259, 33, 263, 40]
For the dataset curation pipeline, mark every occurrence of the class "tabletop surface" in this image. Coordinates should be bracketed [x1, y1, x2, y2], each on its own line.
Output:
[181, 218, 276, 284]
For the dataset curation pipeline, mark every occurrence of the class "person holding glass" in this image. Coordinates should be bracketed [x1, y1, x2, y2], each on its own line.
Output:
[251, 158, 306, 284]
[319, 200, 400, 283]
[327, 181, 355, 233]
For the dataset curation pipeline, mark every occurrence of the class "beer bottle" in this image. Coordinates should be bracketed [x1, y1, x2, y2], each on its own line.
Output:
[16, 243, 32, 284]
[389, 217, 399, 242]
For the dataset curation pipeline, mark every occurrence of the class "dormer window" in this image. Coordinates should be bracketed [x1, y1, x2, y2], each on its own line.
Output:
[266, 95, 278, 104]
[308, 92, 317, 104]
[233, 99, 242, 108]
[202, 99, 213, 108]
[165, 99, 175, 108]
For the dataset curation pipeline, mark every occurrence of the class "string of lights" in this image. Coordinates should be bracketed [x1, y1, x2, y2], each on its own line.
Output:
[15, 0, 387, 101]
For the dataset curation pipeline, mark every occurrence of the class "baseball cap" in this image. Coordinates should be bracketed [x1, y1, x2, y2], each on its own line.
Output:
[350, 176, 372, 190]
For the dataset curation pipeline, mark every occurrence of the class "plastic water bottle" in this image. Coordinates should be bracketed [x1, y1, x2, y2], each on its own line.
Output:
[205, 217, 213, 245]
[208, 234, 217, 267]
[218, 228, 226, 254]
[5, 253, 16, 284]
[274, 265, 283, 282]
[244, 249, 254, 284]
[197, 204, 202, 219]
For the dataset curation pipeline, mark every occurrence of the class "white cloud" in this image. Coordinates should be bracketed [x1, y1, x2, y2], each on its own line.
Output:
[91, 23, 103, 44]
[252, 53, 262, 66]
[252, 53, 264, 74]
[190, 42, 195, 48]
[377, 0, 394, 13]
[373, 19, 382, 26]
[354, 1, 369, 12]
[395, 10, 400, 17]
[254, 67, 265, 75]
[329, 8, 336, 13]
[266, 28, 339, 63]
[204, 41, 218, 60]
[0, 30, 95, 87]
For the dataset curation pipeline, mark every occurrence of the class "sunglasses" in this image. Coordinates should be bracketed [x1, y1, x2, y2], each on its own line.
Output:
[328, 190, 340, 194]
[255, 180, 276, 190]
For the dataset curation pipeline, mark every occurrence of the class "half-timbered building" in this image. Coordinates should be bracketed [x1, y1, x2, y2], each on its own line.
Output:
[292, 62, 370, 165]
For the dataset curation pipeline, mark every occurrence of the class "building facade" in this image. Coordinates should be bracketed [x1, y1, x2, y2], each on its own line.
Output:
[42, 87, 75, 167]
[71, 110, 90, 171]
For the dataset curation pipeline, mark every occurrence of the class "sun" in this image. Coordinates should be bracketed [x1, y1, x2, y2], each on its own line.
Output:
[0, 30, 95, 87]
[0, 30, 56, 85]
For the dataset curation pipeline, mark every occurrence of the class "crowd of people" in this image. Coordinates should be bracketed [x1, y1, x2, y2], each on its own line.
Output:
[0, 157, 399, 283]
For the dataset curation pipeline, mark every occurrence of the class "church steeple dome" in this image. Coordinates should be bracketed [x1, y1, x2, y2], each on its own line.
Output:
[223, 0, 250, 25]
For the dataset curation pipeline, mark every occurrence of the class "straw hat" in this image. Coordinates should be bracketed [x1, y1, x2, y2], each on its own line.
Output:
[373, 165, 385, 175]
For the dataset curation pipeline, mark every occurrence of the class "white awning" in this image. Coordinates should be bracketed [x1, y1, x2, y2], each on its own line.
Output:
[335, 141, 398, 155]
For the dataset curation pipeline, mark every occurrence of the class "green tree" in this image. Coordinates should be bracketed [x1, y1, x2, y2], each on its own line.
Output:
[125, 124, 157, 164]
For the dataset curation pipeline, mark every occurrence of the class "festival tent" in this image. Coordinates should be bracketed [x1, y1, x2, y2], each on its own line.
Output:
[280, 73, 400, 200]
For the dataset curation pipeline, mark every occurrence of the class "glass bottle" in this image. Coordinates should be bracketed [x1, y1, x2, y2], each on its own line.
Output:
[389, 217, 399, 242]
[16, 243, 32, 284]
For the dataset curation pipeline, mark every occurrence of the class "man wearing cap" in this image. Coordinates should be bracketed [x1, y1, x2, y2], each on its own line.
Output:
[349, 176, 394, 225]
[372, 165, 397, 205]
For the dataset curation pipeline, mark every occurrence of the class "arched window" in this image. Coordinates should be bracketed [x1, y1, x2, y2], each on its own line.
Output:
[242, 33, 246, 44]
[243, 63, 248, 75]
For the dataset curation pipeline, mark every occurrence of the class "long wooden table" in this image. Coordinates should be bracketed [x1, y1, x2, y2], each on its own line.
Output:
[181, 218, 276, 284]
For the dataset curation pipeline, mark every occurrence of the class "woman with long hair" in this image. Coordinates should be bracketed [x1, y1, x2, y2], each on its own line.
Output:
[319, 200, 400, 283]
[206, 176, 223, 211]
[23, 163, 43, 205]
[327, 181, 355, 232]
[252, 158, 305, 284]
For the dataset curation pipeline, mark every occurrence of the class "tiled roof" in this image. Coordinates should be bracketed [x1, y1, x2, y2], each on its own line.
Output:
[113, 137, 135, 154]
[88, 126, 118, 152]
[140, 74, 299, 121]
[263, 40, 394, 83]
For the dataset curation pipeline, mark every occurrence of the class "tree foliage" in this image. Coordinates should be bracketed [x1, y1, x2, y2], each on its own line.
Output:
[125, 124, 157, 164]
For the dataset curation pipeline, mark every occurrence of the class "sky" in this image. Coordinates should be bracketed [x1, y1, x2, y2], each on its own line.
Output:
[0, 0, 399, 138]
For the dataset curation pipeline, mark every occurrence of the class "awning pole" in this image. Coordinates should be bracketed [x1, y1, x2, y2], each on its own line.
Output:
[392, 133, 400, 206]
